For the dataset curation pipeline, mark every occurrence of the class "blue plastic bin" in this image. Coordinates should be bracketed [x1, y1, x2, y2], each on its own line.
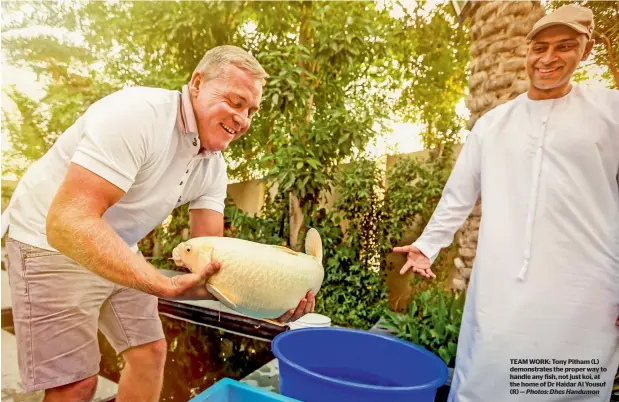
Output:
[189, 378, 300, 402]
[272, 327, 448, 402]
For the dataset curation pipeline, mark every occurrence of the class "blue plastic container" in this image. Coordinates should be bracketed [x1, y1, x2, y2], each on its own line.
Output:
[189, 378, 300, 402]
[272, 327, 448, 402]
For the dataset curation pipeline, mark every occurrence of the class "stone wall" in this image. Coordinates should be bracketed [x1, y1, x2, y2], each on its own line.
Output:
[465, 1, 545, 130]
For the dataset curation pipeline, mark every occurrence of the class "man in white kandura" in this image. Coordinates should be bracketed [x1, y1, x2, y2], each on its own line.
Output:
[394, 5, 619, 402]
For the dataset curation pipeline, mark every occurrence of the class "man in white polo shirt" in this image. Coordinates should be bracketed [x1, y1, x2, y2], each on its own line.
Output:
[2, 45, 314, 401]
[393, 5, 618, 402]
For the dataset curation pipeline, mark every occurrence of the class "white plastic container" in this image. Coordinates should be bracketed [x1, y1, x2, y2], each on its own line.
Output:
[288, 313, 332, 330]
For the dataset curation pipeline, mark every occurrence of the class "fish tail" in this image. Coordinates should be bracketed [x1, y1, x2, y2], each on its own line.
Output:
[305, 228, 323, 262]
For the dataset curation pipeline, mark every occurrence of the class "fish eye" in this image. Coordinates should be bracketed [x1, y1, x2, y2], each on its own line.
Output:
[185, 246, 191, 252]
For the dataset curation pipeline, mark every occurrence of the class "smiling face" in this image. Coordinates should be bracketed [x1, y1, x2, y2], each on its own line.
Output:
[526, 25, 593, 100]
[189, 64, 263, 152]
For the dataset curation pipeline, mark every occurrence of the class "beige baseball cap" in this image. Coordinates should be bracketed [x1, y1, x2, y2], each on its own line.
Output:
[526, 4, 594, 41]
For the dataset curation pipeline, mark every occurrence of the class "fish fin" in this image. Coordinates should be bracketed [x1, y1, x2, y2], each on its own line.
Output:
[267, 244, 300, 256]
[304, 228, 323, 262]
[206, 284, 237, 310]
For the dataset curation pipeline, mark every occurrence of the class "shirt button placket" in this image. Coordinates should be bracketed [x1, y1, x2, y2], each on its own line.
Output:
[179, 160, 193, 204]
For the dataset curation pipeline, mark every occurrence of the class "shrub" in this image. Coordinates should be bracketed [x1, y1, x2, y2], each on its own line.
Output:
[380, 287, 465, 367]
[141, 152, 457, 332]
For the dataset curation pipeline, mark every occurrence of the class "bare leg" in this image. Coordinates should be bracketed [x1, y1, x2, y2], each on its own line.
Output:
[115, 339, 167, 402]
[43, 376, 98, 402]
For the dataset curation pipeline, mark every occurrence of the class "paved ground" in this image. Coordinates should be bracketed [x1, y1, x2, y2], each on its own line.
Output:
[242, 358, 281, 394]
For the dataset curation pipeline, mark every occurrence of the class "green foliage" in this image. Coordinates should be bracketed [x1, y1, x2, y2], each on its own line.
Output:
[224, 193, 288, 246]
[391, 1, 471, 150]
[225, 155, 451, 331]
[244, 1, 405, 234]
[382, 153, 452, 254]
[314, 242, 390, 330]
[2, 1, 469, 242]
[215, 162, 392, 331]
[2, 73, 119, 177]
[381, 287, 466, 367]
[139, 204, 190, 272]
[141, 148, 455, 330]
[310, 153, 453, 330]
[312, 159, 390, 329]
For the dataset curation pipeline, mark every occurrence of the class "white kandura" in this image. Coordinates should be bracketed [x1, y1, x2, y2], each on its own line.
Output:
[413, 85, 619, 402]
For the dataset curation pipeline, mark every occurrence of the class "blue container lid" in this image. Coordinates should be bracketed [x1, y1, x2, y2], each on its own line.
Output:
[189, 378, 300, 401]
[272, 327, 448, 392]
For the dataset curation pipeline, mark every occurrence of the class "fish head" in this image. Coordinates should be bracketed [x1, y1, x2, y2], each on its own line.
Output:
[171, 240, 214, 273]
[171, 241, 199, 268]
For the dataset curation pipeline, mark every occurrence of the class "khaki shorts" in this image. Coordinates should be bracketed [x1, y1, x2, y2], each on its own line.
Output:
[4, 237, 165, 393]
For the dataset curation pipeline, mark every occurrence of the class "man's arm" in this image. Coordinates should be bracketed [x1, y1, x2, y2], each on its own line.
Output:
[46, 163, 217, 297]
[411, 125, 485, 264]
[394, 128, 484, 277]
[190, 208, 224, 237]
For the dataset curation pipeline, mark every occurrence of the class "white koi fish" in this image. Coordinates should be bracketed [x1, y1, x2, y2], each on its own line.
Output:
[171, 228, 324, 320]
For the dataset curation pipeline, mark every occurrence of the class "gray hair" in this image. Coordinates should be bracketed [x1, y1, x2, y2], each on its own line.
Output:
[193, 45, 269, 84]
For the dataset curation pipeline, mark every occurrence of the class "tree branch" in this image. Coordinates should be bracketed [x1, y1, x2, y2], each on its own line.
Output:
[596, 32, 619, 89]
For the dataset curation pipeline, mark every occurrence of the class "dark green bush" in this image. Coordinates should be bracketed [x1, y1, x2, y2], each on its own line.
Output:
[381, 287, 465, 367]
[141, 152, 454, 331]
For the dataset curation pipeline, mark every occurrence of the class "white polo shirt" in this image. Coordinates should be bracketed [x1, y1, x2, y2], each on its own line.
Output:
[2, 85, 227, 252]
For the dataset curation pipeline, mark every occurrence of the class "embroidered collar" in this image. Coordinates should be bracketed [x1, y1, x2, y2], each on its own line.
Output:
[177, 84, 199, 136]
[177, 84, 221, 158]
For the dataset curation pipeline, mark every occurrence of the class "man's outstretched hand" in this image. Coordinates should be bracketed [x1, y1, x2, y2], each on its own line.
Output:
[158, 261, 222, 299]
[276, 290, 316, 323]
[392, 245, 435, 279]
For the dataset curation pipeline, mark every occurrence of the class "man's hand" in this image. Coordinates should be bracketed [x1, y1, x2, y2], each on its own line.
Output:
[159, 261, 221, 298]
[276, 291, 315, 323]
[392, 245, 435, 279]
